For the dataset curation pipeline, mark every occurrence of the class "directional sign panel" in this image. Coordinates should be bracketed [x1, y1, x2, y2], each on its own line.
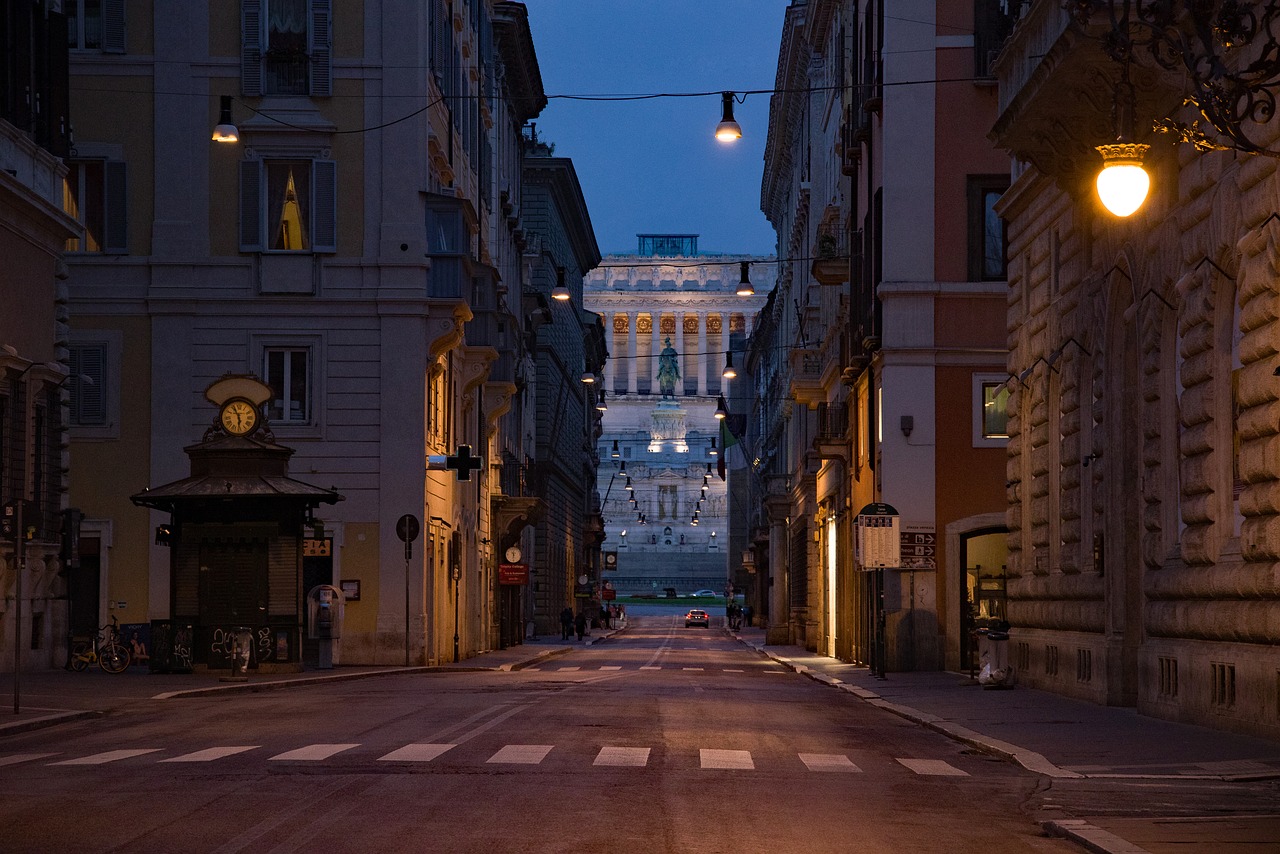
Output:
[899, 530, 937, 571]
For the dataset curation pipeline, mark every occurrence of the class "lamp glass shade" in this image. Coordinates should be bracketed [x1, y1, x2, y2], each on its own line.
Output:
[736, 261, 754, 296]
[715, 92, 742, 142]
[611, 439, 620, 458]
[722, 352, 737, 379]
[552, 285, 571, 300]
[581, 372, 595, 384]
[212, 96, 239, 143]
[1095, 143, 1150, 217]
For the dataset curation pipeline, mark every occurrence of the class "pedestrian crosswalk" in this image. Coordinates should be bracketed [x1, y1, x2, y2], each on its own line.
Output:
[1, 743, 972, 777]
[525, 664, 787, 673]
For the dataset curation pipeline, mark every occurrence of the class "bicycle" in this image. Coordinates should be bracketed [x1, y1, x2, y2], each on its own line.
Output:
[70, 616, 132, 674]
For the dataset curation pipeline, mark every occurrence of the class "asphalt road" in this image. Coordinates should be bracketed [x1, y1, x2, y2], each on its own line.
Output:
[0, 615, 1076, 854]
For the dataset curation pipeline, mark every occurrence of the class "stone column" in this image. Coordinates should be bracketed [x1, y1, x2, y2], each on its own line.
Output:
[674, 310, 686, 397]
[651, 311, 662, 392]
[627, 312, 638, 394]
[604, 313, 617, 393]
[765, 482, 791, 646]
[696, 311, 708, 396]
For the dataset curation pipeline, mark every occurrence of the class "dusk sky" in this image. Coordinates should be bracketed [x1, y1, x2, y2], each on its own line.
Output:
[525, 1, 788, 257]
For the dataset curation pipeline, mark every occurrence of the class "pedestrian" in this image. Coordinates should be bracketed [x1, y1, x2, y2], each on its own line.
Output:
[600, 604, 611, 629]
[574, 610, 587, 641]
[560, 606, 574, 640]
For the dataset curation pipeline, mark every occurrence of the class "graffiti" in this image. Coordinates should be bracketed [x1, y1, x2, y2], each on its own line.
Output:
[208, 626, 281, 666]
[170, 640, 192, 670]
[256, 627, 274, 661]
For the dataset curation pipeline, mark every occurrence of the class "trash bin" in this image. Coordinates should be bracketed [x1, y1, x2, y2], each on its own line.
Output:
[977, 621, 1014, 689]
[149, 620, 194, 673]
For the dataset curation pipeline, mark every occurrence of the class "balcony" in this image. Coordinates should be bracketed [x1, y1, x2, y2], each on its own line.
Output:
[788, 347, 824, 406]
[814, 401, 848, 460]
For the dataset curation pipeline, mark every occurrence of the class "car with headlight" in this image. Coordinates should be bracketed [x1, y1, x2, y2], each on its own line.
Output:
[685, 609, 709, 627]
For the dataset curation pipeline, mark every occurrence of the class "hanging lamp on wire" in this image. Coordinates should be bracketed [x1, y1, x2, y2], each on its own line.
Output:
[722, 351, 737, 380]
[736, 261, 755, 296]
[552, 266, 571, 301]
[709, 437, 718, 456]
[714, 396, 728, 420]
[611, 439, 620, 458]
[715, 91, 742, 142]
[596, 389, 608, 412]
[212, 95, 239, 143]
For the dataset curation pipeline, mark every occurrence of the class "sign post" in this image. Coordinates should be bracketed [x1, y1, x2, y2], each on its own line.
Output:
[395, 514, 420, 666]
[856, 502, 900, 680]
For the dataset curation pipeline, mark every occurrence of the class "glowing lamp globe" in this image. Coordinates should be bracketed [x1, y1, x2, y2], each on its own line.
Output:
[1095, 143, 1150, 217]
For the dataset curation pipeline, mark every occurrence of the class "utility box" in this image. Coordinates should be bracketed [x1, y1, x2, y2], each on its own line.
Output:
[307, 584, 344, 669]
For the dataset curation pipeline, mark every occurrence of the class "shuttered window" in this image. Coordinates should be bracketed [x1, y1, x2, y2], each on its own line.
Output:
[239, 158, 336, 253]
[68, 343, 107, 426]
[64, 160, 127, 254]
[241, 0, 331, 98]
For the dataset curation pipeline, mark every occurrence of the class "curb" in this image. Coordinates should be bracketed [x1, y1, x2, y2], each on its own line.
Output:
[1042, 820, 1152, 854]
[0, 709, 101, 736]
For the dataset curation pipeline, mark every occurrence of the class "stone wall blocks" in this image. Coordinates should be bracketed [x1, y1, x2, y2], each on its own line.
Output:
[1177, 383, 1215, 427]
[1237, 405, 1280, 444]
[1179, 421, 1215, 457]
[1006, 599, 1104, 633]
[1146, 600, 1280, 644]
[1240, 514, 1280, 562]
[1178, 524, 1215, 566]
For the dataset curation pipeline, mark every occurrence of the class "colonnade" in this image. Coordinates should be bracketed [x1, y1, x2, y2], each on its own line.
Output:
[602, 309, 753, 396]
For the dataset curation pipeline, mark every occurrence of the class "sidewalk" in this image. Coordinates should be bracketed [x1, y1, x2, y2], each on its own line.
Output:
[731, 626, 1280, 853]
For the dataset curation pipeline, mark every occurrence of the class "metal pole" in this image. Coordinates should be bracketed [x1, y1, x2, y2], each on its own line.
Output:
[13, 501, 23, 714]
[453, 579, 460, 663]
[404, 549, 410, 667]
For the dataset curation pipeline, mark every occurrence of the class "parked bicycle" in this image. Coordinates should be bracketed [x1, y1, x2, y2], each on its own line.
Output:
[70, 616, 132, 674]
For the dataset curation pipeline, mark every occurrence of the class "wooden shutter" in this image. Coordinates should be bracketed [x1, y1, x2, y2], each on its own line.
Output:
[69, 344, 106, 425]
[242, 0, 263, 97]
[104, 161, 128, 253]
[311, 159, 337, 252]
[269, 536, 300, 616]
[309, 0, 332, 97]
[102, 0, 126, 54]
[239, 159, 263, 251]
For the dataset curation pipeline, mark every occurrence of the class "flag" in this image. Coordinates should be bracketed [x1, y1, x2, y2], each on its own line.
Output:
[718, 419, 742, 481]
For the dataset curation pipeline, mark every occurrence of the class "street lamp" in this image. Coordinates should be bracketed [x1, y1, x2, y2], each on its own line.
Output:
[552, 266, 571, 301]
[722, 351, 737, 379]
[736, 261, 755, 296]
[212, 95, 239, 143]
[715, 91, 742, 142]
[714, 396, 728, 420]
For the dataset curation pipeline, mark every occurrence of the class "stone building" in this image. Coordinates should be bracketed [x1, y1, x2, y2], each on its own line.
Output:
[992, 0, 1280, 739]
[58, 0, 579, 668]
[584, 237, 772, 596]
[749, 0, 1014, 669]
[0, 0, 80, 671]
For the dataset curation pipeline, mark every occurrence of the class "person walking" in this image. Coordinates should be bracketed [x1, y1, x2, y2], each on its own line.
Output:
[574, 610, 587, 642]
[560, 607, 574, 640]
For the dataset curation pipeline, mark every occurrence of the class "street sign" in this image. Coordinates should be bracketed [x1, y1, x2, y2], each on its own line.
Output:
[498, 563, 529, 585]
[856, 502, 900, 569]
[396, 514, 420, 561]
[899, 530, 937, 571]
[603, 550, 618, 570]
[395, 514, 420, 543]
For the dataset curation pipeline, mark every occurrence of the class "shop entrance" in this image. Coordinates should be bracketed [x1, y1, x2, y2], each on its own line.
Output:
[960, 528, 1008, 672]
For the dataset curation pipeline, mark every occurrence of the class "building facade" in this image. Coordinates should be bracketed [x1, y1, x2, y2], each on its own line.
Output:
[584, 238, 772, 597]
[58, 0, 590, 668]
[749, 0, 1014, 670]
[991, 0, 1280, 739]
[0, 0, 81, 671]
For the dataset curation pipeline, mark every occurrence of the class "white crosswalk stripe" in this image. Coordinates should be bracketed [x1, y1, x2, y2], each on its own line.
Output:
[49, 749, 162, 766]
[598, 666, 622, 671]
[160, 746, 257, 763]
[11, 744, 981, 778]
[557, 666, 580, 672]
[799, 753, 861, 772]
[269, 743, 360, 761]
[594, 746, 650, 767]
[897, 758, 968, 776]
[0, 753, 58, 766]
[378, 743, 454, 762]
[700, 749, 754, 770]
[488, 744, 553, 764]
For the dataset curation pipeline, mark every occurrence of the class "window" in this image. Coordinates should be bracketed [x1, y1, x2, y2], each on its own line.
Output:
[982, 382, 1010, 438]
[68, 343, 107, 426]
[265, 348, 310, 423]
[242, 0, 331, 98]
[239, 158, 336, 253]
[968, 176, 1008, 281]
[973, 374, 1010, 447]
[63, 160, 127, 253]
[66, 0, 124, 52]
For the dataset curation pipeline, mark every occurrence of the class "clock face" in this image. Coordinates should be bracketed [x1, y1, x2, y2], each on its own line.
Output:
[505, 546, 522, 563]
[220, 398, 259, 436]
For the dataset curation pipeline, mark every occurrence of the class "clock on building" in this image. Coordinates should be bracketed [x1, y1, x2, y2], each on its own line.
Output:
[505, 546, 522, 563]
[219, 398, 259, 436]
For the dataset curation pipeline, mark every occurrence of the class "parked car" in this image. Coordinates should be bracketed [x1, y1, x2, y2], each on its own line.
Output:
[685, 609, 709, 627]
[692, 589, 717, 597]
